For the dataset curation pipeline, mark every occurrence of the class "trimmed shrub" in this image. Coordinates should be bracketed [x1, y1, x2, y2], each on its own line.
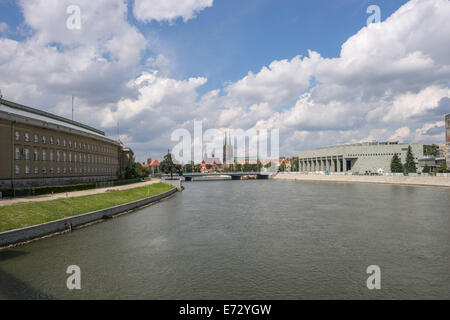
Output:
[0, 178, 144, 198]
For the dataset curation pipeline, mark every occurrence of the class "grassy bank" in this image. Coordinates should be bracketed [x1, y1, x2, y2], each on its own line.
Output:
[0, 183, 174, 233]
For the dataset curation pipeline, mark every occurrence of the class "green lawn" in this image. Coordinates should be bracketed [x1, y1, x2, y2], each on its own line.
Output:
[0, 183, 174, 233]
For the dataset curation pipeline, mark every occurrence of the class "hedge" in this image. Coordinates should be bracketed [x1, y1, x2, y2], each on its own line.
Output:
[0, 178, 145, 198]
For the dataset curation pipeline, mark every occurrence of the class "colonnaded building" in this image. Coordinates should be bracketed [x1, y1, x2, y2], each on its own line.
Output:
[298, 142, 424, 174]
[0, 98, 125, 189]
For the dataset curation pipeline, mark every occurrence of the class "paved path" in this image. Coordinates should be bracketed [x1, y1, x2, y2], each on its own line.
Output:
[273, 173, 450, 187]
[0, 179, 162, 207]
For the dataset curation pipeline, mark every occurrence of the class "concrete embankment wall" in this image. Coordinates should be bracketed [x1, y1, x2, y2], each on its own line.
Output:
[162, 178, 183, 191]
[273, 172, 450, 187]
[0, 187, 178, 248]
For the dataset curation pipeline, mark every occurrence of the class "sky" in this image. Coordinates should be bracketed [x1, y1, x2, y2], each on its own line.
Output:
[0, 0, 449, 162]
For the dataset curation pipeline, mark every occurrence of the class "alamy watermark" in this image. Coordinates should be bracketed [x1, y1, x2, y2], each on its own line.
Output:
[66, 4, 82, 30]
[366, 265, 381, 290]
[367, 5, 381, 26]
[170, 121, 279, 169]
[66, 265, 81, 290]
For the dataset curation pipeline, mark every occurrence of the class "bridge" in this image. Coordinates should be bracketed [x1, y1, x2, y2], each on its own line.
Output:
[162, 172, 274, 181]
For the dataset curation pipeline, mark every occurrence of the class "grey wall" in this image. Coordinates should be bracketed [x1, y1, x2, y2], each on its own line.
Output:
[0, 187, 178, 248]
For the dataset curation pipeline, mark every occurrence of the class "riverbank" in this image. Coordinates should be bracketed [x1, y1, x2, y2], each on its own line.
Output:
[0, 183, 175, 237]
[0, 179, 162, 207]
[273, 172, 450, 187]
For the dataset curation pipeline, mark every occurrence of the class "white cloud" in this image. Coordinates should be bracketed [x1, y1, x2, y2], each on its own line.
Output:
[220, 0, 450, 152]
[1, 0, 449, 161]
[1, 0, 146, 109]
[0, 22, 8, 33]
[133, 0, 213, 23]
[389, 127, 411, 142]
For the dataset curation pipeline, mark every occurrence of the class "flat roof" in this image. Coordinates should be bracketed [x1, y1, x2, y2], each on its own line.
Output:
[0, 98, 109, 140]
[311, 141, 405, 150]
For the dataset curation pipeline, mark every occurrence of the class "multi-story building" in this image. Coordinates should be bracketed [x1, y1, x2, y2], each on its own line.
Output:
[298, 141, 424, 174]
[0, 98, 122, 189]
[446, 114, 450, 168]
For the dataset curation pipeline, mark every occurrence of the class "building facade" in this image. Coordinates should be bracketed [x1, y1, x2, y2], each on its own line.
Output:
[446, 114, 450, 168]
[223, 131, 234, 165]
[298, 142, 424, 174]
[0, 99, 122, 189]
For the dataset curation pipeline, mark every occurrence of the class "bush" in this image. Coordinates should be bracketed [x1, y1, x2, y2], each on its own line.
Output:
[0, 178, 144, 198]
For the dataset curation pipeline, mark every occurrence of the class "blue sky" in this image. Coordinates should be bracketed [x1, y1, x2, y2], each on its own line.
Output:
[137, 0, 409, 93]
[0, 0, 448, 162]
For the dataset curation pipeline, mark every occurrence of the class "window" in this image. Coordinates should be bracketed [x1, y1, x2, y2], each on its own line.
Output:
[63, 139, 66, 147]
[34, 166, 38, 174]
[42, 167, 47, 174]
[50, 136, 54, 144]
[50, 151, 54, 161]
[34, 148, 39, 161]
[34, 134, 39, 143]
[24, 148, 30, 160]
[42, 135, 47, 144]
[69, 167, 72, 174]
[15, 131, 20, 141]
[50, 167, 54, 174]
[74, 167, 78, 174]
[57, 151, 60, 162]
[63, 167, 66, 174]
[74, 141, 77, 148]
[15, 147, 20, 160]
[42, 149, 47, 161]
[63, 152, 67, 162]
[69, 152, 72, 162]
[56, 137, 60, 145]
[25, 165, 30, 174]
[57, 167, 60, 174]
[25, 133, 30, 142]
[15, 165, 20, 174]
[69, 140, 72, 148]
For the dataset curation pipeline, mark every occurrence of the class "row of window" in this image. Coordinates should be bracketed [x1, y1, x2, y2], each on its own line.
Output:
[14, 131, 115, 155]
[15, 165, 115, 175]
[348, 153, 401, 157]
[14, 146, 118, 165]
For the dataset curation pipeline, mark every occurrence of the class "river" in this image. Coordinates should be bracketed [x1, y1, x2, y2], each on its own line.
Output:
[0, 180, 449, 299]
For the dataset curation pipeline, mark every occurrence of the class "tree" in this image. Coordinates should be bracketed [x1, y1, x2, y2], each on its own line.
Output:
[279, 161, 286, 172]
[422, 164, 430, 174]
[423, 144, 439, 156]
[160, 150, 179, 178]
[290, 157, 299, 172]
[390, 154, 403, 173]
[404, 145, 416, 173]
[437, 161, 448, 173]
[184, 161, 194, 173]
[256, 160, 262, 172]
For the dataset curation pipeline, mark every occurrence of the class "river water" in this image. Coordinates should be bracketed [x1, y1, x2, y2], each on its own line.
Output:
[0, 180, 449, 299]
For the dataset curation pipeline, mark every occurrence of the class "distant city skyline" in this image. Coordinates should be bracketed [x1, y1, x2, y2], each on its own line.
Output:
[0, 0, 449, 163]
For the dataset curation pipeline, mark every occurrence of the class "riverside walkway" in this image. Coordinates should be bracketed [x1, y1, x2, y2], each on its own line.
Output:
[0, 179, 162, 207]
[273, 172, 450, 187]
